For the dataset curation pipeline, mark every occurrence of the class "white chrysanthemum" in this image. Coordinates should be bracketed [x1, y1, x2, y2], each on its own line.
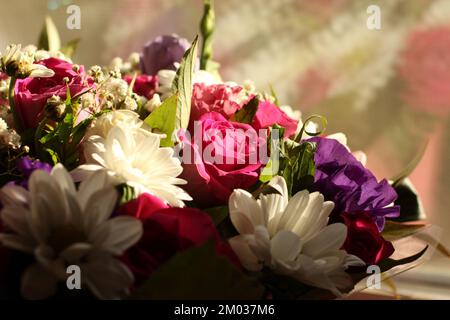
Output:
[74, 124, 191, 207]
[86, 110, 143, 139]
[0, 44, 55, 78]
[0, 164, 143, 300]
[228, 176, 364, 297]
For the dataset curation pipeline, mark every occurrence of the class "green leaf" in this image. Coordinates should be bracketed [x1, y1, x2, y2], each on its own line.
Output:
[130, 241, 264, 300]
[60, 39, 80, 58]
[38, 16, 61, 52]
[269, 84, 280, 107]
[259, 125, 284, 182]
[378, 246, 428, 273]
[231, 95, 260, 124]
[144, 94, 178, 147]
[172, 36, 199, 131]
[382, 221, 427, 242]
[204, 206, 229, 226]
[57, 86, 74, 144]
[283, 141, 316, 196]
[44, 148, 60, 165]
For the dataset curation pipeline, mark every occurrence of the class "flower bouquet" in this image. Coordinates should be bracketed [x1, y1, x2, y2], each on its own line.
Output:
[0, 1, 432, 300]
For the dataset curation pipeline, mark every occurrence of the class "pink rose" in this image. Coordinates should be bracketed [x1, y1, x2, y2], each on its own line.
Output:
[190, 83, 250, 124]
[252, 101, 299, 138]
[180, 112, 265, 208]
[124, 74, 158, 99]
[190, 83, 298, 138]
[14, 58, 94, 129]
[397, 27, 450, 116]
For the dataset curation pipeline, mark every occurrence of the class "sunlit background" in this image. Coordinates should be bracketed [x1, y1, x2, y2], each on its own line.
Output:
[1, 0, 449, 299]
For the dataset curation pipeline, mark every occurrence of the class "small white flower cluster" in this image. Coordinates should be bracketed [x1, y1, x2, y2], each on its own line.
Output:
[0, 117, 20, 149]
[87, 66, 139, 112]
[109, 52, 140, 75]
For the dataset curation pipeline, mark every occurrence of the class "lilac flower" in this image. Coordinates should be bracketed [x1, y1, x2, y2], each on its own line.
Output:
[139, 35, 191, 76]
[308, 137, 400, 231]
[15, 156, 52, 188]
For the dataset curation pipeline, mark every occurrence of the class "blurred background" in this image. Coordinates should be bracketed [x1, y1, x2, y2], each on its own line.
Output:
[0, 0, 449, 299]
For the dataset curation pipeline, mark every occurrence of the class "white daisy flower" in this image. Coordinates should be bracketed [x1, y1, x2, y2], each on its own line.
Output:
[74, 124, 192, 207]
[228, 176, 364, 297]
[0, 44, 55, 78]
[86, 110, 143, 139]
[0, 164, 143, 300]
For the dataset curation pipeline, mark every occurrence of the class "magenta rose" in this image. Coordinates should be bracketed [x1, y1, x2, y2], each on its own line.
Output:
[14, 58, 94, 129]
[252, 101, 299, 138]
[117, 193, 240, 285]
[341, 212, 395, 265]
[124, 74, 158, 99]
[180, 112, 265, 208]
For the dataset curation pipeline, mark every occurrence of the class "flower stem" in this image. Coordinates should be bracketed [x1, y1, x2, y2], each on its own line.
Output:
[34, 117, 47, 156]
[200, 0, 215, 71]
[8, 76, 24, 134]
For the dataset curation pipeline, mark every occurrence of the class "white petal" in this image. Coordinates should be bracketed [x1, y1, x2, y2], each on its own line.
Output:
[267, 175, 289, 200]
[302, 223, 348, 258]
[83, 187, 118, 232]
[77, 169, 117, 211]
[0, 233, 35, 253]
[91, 216, 142, 255]
[260, 193, 286, 229]
[276, 190, 310, 233]
[0, 206, 31, 236]
[271, 230, 302, 263]
[229, 236, 262, 272]
[50, 164, 76, 196]
[83, 257, 134, 300]
[71, 164, 105, 183]
[60, 243, 93, 263]
[0, 184, 30, 206]
[229, 189, 262, 233]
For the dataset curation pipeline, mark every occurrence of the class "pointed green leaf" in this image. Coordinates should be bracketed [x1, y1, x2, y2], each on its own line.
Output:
[38, 16, 61, 52]
[283, 141, 316, 196]
[269, 84, 280, 107]
[231, 95, 259, 124]
[144, 94, 178, 147]
[60, 39, 80, 58]
[172, 36, 199, 131]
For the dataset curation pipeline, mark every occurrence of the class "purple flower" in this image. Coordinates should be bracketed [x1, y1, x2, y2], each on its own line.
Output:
[15, 156, 52, 188]
[139, 35, 191, 76]
[308, 137, 400, 231]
